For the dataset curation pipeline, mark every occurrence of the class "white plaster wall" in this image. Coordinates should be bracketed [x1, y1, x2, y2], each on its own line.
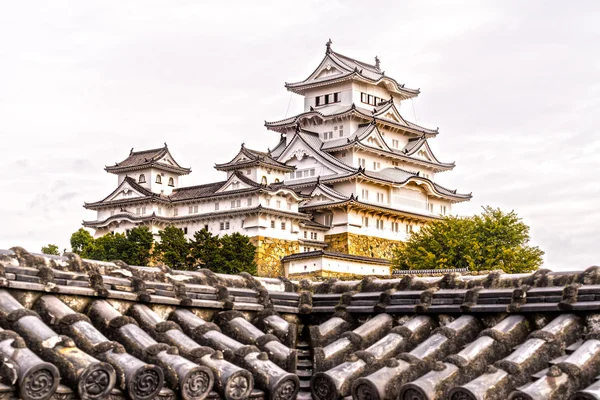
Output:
[285, 255, 389, 276]
[351, 82, 392, 107]
[303, 82, 353, 111]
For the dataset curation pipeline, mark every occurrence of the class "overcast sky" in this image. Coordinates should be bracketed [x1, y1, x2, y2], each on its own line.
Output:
[0, 1, 598, 271]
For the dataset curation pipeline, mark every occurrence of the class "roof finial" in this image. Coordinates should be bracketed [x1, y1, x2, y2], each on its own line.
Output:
[325, 38, 332, 54]
[375, 56, 380, 70]
[241, 142, 245, 148]
[130, 147, 134, 155]
[295, 122, 301, 133]
[164, 142, 168, 148]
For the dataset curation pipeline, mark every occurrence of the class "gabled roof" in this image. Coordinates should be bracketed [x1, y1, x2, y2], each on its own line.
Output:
[215, 171, 263, 194]
[320, 123, 454, 173]
[105, 144, 191, 175]
[215, 144, 295, 172]
[269, 135, 288, 158]
[276, 129, 356, 175]
[84, 177, 166, 209]
[322, 121, 392, 152]
[288, 167, 471, 203]
[284, 41, 419, 99]
[265, 102, 438, 137]
[299, 196, 441, 221]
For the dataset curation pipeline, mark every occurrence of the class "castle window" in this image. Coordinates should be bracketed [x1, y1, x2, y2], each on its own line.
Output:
[323, 131, 333, 140]
[138, 174, 146, 183]
[261, 176, 267, 185]
[246, 169, 251, 175]
[429, 203, 433, 213]
[247, 198, 252, 206]
[315, 96, 321, 107]
[155, 175, 162, 184]
[362, 216, 369, 228]
[281, 222, 286, 230]
[289, 172, 295, 179]
[361, 189, 369, 200]
[287, 203, 292, 211]
[173, 208, 178, 216]
[204, 225, 208, 230]
[158, 207, 162, 215]
[324, 215, 332, 226]
[183, 227, 188, 234]
[392, 222, 399, 232]
[303, 231, 307, 239]
[270, 220, 276, 228]
[189, 205, 198, 214]
[358, 158, 366, 168]
[266, 198, 271, 207]
[373, 161, 380, 170]
[376, 219, 384, 230]
[168, 177, 174, 187]
[392, 139, 399, 148]
[276, 200, 281, 208]
[215, 203, 219, 211]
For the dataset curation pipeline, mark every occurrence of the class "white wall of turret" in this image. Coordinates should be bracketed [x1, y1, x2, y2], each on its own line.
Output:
[117, 168, 180, 195]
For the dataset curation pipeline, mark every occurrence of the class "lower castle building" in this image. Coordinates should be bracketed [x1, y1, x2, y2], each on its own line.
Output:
[83, 42, 471, 277]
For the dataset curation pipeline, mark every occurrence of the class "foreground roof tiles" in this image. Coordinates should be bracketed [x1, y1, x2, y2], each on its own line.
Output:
[2, 247, 600, 399]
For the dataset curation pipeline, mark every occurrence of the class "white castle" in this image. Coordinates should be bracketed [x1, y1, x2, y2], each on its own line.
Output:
[84, 41, 471, 277]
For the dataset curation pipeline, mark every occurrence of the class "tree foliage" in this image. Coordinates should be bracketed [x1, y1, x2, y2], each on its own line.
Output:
[41, 244, 60, 256]
[67, 225, 258, 274]
[69, 227, 153, 266]
[392, 206, 544, 273]
[154, 225, 190, 269]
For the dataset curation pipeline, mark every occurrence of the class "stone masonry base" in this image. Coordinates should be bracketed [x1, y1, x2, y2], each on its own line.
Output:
[324, 232, 404, 260]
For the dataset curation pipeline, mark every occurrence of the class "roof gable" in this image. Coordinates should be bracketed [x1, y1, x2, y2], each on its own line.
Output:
[101, 177, 154, 203]
[277, 132, 355, 176]
[215, 172, 260, 193]
[357, 124, 393, 152]
[302, 184, 348, 206]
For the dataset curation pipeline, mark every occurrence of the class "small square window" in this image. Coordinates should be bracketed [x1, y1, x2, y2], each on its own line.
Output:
[281, 222, 286, 230]
[270, 220, 275, 228]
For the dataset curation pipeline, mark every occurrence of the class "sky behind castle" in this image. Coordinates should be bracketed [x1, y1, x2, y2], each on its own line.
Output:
[0, 1, 598, 270]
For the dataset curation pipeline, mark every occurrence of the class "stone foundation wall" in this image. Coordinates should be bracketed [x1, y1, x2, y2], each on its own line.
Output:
[325, 232, 404, 260]
[250, 236, 299, 277]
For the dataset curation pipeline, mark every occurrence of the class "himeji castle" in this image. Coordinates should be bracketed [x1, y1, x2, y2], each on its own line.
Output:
[84, 40, 471, 277]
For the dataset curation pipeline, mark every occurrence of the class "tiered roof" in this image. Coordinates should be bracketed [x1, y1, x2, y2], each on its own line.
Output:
[214, 144, 295, 172]
[265, 101, 439, 137]
[284, 40, 420, 99]
[105, 143, 191, 175]
[84, 176, 169, 210]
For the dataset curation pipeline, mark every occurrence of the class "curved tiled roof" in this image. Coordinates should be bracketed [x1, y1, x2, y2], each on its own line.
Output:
[105, 144, 191, 175]
[2, 248, 600, 399]
[265, 103, 438, 138]
[215, 145, 295, 172]
[284, 46, 420, 99]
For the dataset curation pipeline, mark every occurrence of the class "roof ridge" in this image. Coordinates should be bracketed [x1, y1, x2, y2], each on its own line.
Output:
[171, 180, 226, 192]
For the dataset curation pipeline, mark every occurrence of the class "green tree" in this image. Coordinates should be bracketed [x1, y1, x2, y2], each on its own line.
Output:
[41, 244, 60, 256]
[70, 228, 94, 255]
[189, 228, 220, 269]
[155, 225, 190, 268]
[216, 233, 257, 275]
[124, 226, 154, 266]
[392, 206, 544, 273]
